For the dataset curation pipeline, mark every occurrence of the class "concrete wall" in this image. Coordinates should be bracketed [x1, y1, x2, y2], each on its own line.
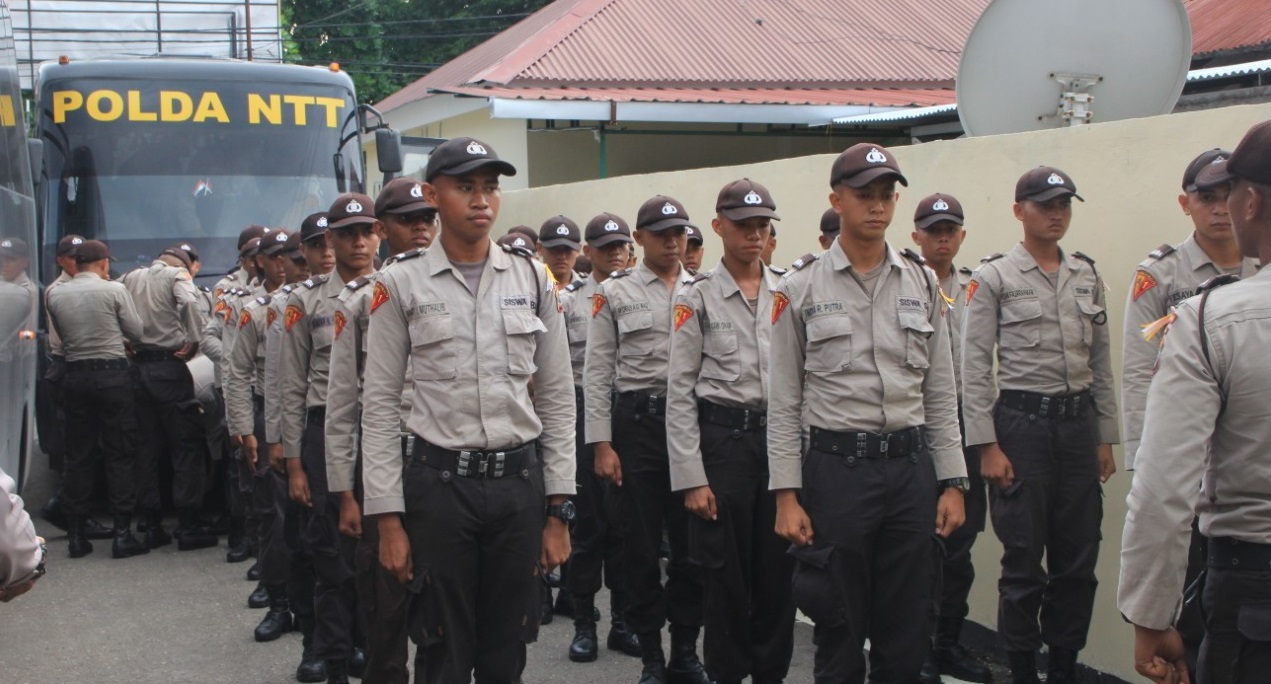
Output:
[499, 102, 1271, 681]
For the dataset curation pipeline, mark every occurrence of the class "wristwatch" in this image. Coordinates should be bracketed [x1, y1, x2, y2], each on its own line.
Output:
[546, 500, 576, 523]
[938, 477, 971, 493]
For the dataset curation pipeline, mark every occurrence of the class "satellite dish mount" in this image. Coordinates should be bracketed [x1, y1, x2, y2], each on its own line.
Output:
[1044, 73, 1103, 127]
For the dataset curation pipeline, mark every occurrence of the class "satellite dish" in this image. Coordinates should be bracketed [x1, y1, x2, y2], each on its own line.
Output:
[956, 0, 1192, 137]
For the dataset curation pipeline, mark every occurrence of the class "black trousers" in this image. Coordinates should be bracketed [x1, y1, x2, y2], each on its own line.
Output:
[568, 390, 624, 604]
[938, 445, 987, 622]
[792, 444, 938, 684]
[37, 357, 66, 473]
[989, 403, 1101, 653]
[63, 366, 137, 516]
[299, 408, 358, 662]
[1198, 561, 1271, 683]
[611, 405, 703, 635]
[133, 358, 207, 513]
[227, 389, 253, 522]
[403, 442, 545, 684]
[251, 395, 291, 585]
[689, 421, 795, 683]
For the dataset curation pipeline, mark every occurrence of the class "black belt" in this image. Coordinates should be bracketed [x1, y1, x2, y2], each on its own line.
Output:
[66, 358, 129, 372]
[997, 390, 1090, 420]
[306, 406, 326, 424]
[809, 426, 925, 460]
[252, 393, 265, 410]
[411, 438, 534, 479]
[133, 348, 182, 363]
[1208, 537, 1271, 570]
[616, 391, 666, 416]
[698, 400, 766, 431]
[574, 385, 585, 406]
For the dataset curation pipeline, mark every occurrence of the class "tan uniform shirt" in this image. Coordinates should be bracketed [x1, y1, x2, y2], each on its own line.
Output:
[960, 243, 1119, 447]
[47, 272, 143, 362]
[225, 293, 274, 437]
[202, 287, 253, 385]
[559, 275, 599, 387]
[939, 265, 974, 395]
[584, 262, 695, 444]
[0, 465, 41, 589]
[1120, 235, 1258, 469]
[119, 261, 203, 350]
[767, 242, 965, 490]
[212, 268, 244, 300]
[1119, 269, 1271, 629]
[44, 272, 72, 357]
[360, 243, 576, 516]
[666, 261, 779, 491]
[279, 273, 342, 460]
[263, 285, 295, 445]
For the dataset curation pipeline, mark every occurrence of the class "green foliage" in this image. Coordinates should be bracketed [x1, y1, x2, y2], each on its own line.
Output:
[284, 0, 553, 104]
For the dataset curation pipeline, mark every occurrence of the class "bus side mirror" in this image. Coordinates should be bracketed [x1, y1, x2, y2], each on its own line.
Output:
[376, 128, 403, 176]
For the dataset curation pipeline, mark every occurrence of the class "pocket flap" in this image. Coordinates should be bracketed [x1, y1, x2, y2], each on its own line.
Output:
[409, 315, 454, 346]
[899, 310, 934, 334]
[503, 310, 547, 335]
[616, 311, 653, 335]
[703, 332, 738, 354]
[1237, 601, 1271, 641]
[1077, 298, 1106, 316]
[806, 315, 851, 342]
[1000, 299, 1043, 324]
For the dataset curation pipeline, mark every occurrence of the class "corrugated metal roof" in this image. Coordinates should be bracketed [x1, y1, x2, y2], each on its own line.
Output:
[1188, 0, 1271, 57]
[1188, 57, 1271, 81]
[833, 103, 958, 124]
[440, 85, 956, 107]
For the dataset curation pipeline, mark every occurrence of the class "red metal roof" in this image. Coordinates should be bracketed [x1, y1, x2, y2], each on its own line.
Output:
[1187, 0, 1271, 57]
[440, 85, 956, 107]
[376, 0, 989, 112]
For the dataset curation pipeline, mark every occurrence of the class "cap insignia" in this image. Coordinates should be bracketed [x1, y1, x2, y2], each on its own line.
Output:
[556, 225, 570, 235]
[932, 199, 949, 211]
[743, 191, 763, 205]
[346, 199, 363, 213]
[466, 141, 487, 155]
[1047, 173, 1065, 185]
[410, 184, 423, 198]
[604, 220, 619, 232]
[661, 202, 678, 215]
[316, 216, 328, 228]
[865, 148, 887, 163]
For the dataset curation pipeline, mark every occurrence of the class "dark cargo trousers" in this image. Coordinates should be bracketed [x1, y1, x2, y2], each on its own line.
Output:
[988, 403, 1101, 653]
[568, 389, 625, 604]
[402, 441, 546, 684]
[63, 363, 137, 516]
[251, 394, 290, 585]
[938, 446, 986, 621]
[1197, 542, 1271, 684]
[611, 399, 703, 635]
[791, 444, 937, 684]
[688, 421, 795, 684]
[132, 357, 207, 513]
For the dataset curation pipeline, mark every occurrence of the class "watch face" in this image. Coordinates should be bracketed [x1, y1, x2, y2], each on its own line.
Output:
[560, 501, 577, 520]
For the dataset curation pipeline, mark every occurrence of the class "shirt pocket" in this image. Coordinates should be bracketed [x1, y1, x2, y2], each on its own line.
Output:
[1000, 299, 1043, 349]
[616, 310, 654, 365]
[503, 309, 547, 376]
[898, 310, 935, 369]
[312, 321, 335, 355]
[701, 332, 741, 381]
[804, 314, 852, 374]
[408, 315, 457, 380]
[1076, 298, 1105, 347]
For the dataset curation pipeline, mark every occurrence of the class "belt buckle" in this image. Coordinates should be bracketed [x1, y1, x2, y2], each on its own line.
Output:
[1039, 396, 1051, 416]
[647, 396, 658, 414]
[741, 409, 752, 430]
[488, 452, 506, 478]
[457, 450, 475, 477]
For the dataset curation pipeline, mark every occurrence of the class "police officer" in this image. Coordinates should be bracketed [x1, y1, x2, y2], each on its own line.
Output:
[768, 144, 966, 684]
[909, 193, 991, 683]
[666, 179, 794, 684]
[214, 225, 270, 299]
[281, 195, 380, 684]
[120, 244, 215, 551]
[682, 225, 704, 273]
[325, 177, 436, 684]
[586, 194, 708, 684]
[359, 137, 574, 684]
[538, 215, 584, 288]
[961, 167, 1118, 684]
[760, 225, 777, 266]
[818, 207, 839, 251]
[559, 212, 641, 663]
[1119, 119, 1271, 684]
[46, 240, 150, 559]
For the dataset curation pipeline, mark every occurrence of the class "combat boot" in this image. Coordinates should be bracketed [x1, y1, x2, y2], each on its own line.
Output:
[934, 617, 991, 683]
[637, 631, 667, 684]
[175, 509, 218, 551]
[248, 581, 271, 608]
[254, 584, 293, 642]
[66, 516, 93, 558]
[1007, 650, 1040, 684]
[348, 647, 366, 678]
[608, 592, 642, 657]
[1046, 647, 1078, 684]
[295, 617, 326, 683]
[110, 515, 149, 559]
[226, 516, 253, 563]
[246, 560, 261, 581]
[84, 517, 116, 540]
[143, 512, 171, 549]
[666, 624, 710, 684]
[324, 658, 349, 684]
[919, 651, 943, 684]
[569, 594, 599, 662]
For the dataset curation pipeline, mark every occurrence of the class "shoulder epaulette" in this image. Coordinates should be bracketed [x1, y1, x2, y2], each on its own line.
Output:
[501, 243, 535, 260]
[958, 266, 973, 275]
[790, 253, 819, 271]
[198, 284, 211, 293]
[387, 248, 423, 265]
[688, 271, 710, 285]
[564, 279, 586, 293]
[255, 294, 272, 306]
[1072, 251, 1096, 266]
[1199, 273, 1240, 293]
[900, 248, 926, 265]
[768, 264, 788, 276]
[281, 284, 295, 294]
[609, 268, 633, 280]
[233, 287, 252, 297]
[301, 274, 329, 290]
[980, 253, 1005, 263]
[1149, 243, 1176, 260]
[346, 276, 373, 291]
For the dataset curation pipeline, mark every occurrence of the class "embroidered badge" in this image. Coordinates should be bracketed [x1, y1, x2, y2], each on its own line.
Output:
[591, 293, 607, 318]
[334, 311, 347, 338]
[284, 304, 303, 332]
[238, 310, 252, 329]
[673, 303, 694, 331]
[1131, 270, 1158, 302]
[771, 291, 790, 324]
[965, 280, 979, 304]
[267, 308, 277, 328]
[370, 281, 390, 314]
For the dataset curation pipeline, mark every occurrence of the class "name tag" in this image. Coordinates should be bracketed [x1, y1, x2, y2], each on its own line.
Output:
[1001, 288, 1036, 302]
[1074, 286, 1093, 297]
[405, 301, 448, 319]
[896, 296, 927, 313]
[614, 301, 651, 317]
[706, 320, 735, 332]
[501, 295, 536, 310]
[802, 300, 845, 320]
[310, 314, 333, 329]
[1167, 288, 1194, 305]
[565, 312, 586, 327]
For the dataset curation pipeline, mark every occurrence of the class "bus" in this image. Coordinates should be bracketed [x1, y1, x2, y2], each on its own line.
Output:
[0, 0, 39, 490]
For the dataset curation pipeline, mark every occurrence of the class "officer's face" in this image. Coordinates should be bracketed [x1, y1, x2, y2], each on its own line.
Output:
[1, 254, 28, 281]
[301, 233, 336, 276]
[712, 215, 771, 266]
[538, 244, 579, 282]
[258, 253, 286, 287]
[634, 226, 688, 272]
[911, 220, 966, 268]
[380, 210, 437, 253]
[423, 171, 501, 244]
[331, 224, 381, 272]
[1013, 196, 1072, 243]
[56, 254, 79, 276]
[830, 178, 898, 244]
[1181, 186, 1232, 243]
[682, 241, 704, 271]
[283, 254, 309, 283]
[583, 241, 629, 276]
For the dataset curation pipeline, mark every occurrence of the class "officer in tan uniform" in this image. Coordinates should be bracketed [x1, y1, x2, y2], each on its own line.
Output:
[666, 179, 794, 684]
[586, 194, 708, 684]
[281, 196, 380, 684]
[46, 240, 149, 559]
[559, 212, 640, 663]
[1120, 119, 1271, 684]
[538, 215, 584, 288]
[325, 177, 436, 684]
[818, 208, 839, 250]
[214, 225, 270, 299]
[359, 137, 574, 684]
[960, 166, 1118, 684]
[682, 225, 704, 273]
[768, 144, 966, 684]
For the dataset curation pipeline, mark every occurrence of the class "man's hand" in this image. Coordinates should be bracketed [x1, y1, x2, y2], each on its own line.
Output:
[268, 443, 284, 473]
[935, 487, 966, 538]
[337, 491, 362, 539]
[1133, 625, 1190, 684]
[775, 490, 814, 546]
[1097, 443, 1117, 483]
[594, 442, 623, 487]
[541, 518, 572, 571]
[980, 443, 1015, 489]
[684, 485, 718, 521]
[173, 342, 198, 360]
[241, 435, 259, 469]
[376, 515, 413, 584]
[286, 458, 311, 507]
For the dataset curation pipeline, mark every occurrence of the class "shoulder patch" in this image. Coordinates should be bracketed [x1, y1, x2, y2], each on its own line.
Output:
[370, 281, 390, 314]
[284, 304, 304, 331]
[980, 253, 1005, 263]
[564, 279, 586, 293]
[346, 276, 372, 292]
[900, 248, 926, 265]
[501, 243, 535, 260]
[1198, 273, 1240, 293]
[1131, 270, 1158, 302]
[673, 303, 694, 331]
[1149, 243, 1176, 260]
[790, 253, 819, 271]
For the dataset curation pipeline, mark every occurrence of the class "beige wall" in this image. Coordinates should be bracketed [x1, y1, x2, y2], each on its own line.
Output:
[501, 102, 1271, 680]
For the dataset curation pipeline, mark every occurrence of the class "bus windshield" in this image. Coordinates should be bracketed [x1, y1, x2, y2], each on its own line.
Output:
[38, 75, 362, 282]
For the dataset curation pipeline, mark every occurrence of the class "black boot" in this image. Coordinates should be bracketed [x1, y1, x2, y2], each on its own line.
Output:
[666, 624, 710, 684]
[919, 651, 943, 684]
[934, 617, 991, 683]
[540, 583, 554, 625]
[1008, 650, 1040, 684]
[569, 594, 599, 663]
[143, 512, 172, 549]
[1046, 647, 1078, 684]
[84, 517, 117, 540]
[608, 593, 642, 657]
[295, 617, 326, 683]
[67, 516, 93, 558]
[110, 515, 149, 559]
[255, 585, 293, 642]
[325, 658, 349, 684]
[348, 647, 366, 678]
[248, 581, 271, 609]
[175, 509, 218, 551]
[246, 560, 261, 581]
[226, 516, 253, 563]
[637, 631, 667, 684]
